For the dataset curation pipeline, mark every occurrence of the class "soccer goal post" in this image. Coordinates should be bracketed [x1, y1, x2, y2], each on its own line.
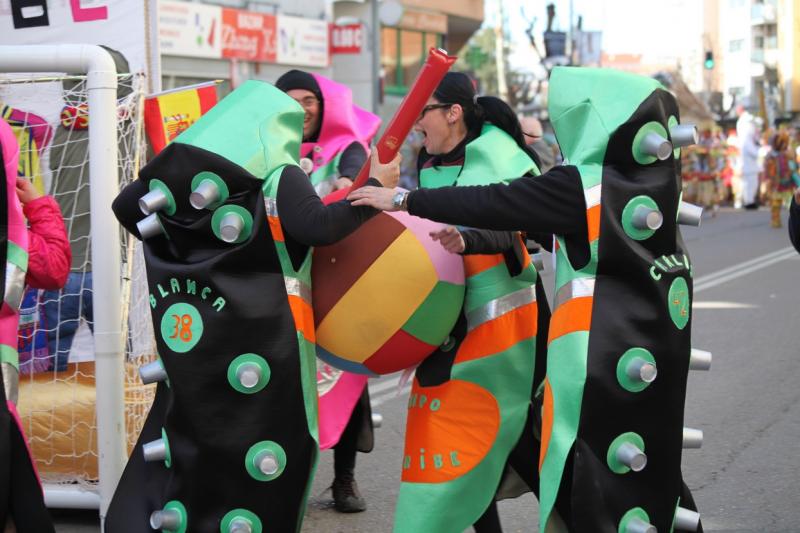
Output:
[0, 44, 125, 520]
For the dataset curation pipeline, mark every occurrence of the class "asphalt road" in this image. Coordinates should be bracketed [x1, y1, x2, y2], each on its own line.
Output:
[52, 206, 800, 532]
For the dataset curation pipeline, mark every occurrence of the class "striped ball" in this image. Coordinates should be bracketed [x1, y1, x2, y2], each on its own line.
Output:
[311, 211, 465, 375]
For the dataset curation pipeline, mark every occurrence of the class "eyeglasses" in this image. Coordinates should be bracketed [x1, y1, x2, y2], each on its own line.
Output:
[294, 96, 320, 110]
[418, 103, 453, 121]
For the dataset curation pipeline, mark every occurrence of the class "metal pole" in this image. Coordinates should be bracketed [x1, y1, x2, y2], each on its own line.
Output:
[371, 0, 381, 114]
[0, 44, 125, 529]
[495, 0, 509, 100]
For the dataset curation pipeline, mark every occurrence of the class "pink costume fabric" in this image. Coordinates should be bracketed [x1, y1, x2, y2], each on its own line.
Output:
[300, 73, 381, 175]
[0, 118, 51, 531]
[0, 118, 29, 364]
[305, 74, 380, 450]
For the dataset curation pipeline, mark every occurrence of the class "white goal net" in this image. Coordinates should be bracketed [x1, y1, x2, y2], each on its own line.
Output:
[0, 70, 155, 492]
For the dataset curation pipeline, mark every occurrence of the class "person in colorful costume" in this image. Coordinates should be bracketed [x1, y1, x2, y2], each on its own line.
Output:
[276, 69, 382, 513]
[276, 70, 380, 196]
[0, 118, 54, 531]
[106, 80, 398, 533]
[350, 66, 708, 533]
[375, 72, 547, 533]
[764, 131, 800, 228]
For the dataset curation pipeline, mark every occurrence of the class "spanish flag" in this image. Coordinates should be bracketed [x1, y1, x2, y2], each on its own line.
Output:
[144, 81, 218, 154]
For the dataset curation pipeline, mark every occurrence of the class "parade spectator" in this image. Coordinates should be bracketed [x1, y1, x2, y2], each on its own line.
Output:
[16, 177, 70, 290]
[736, 108, 762, 209]
[521, 116, 556, 172]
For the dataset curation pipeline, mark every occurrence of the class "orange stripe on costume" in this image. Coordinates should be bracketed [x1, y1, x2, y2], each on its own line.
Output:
[288, 295, 315, 343]
[455, 302, 538, 364]
[268, 216, 284, 242]
[539, 378, 554, 471]
[548, 296, 593, 344]
[587, 204, 601, 242]
[463, 254, 504, 277]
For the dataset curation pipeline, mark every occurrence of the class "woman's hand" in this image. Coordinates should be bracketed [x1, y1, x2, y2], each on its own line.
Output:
[369, 152, 402, 189]
[429, 226, 465, 254]
[16, 177, 41, 205]
[334, 177, 353, 191]
[347, 186, 400, 210]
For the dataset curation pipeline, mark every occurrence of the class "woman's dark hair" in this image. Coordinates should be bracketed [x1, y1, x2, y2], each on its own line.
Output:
[433, 72, 540, 168]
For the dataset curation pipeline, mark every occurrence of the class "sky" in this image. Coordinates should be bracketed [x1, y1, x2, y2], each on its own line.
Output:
[495, 0, 705, 69]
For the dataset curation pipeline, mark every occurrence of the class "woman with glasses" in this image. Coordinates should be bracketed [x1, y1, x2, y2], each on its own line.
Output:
[384, 71, 549, 533]
[275, 69, 381, 514]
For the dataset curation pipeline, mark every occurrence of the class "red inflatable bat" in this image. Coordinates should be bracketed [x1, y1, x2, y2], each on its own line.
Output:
[323, 47, 457, 205]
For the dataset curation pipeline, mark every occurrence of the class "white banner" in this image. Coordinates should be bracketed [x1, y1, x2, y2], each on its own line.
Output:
[159, 0, 223, 59]
[276, 14, 329, 68]
[0, 0, 151, 77]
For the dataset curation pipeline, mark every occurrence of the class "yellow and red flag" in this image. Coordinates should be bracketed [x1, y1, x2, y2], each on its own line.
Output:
[144, 81, 218, 154]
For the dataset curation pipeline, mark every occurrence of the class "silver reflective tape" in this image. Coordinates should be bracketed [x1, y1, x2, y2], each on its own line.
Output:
[264, 197, 279, 217]
[284, 276, 312, 303]
[554, 277, 596, 308]
[583, 184, 602, 209]
[316, 359, 343, 396]
[4, 264, 26, 311]
[466, 286, 537, 331]
[2, 362, 18, 404]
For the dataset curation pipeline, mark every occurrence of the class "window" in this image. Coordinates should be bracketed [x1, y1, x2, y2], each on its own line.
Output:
[381, 27, 444, 95]
[729, 39, 744, 52]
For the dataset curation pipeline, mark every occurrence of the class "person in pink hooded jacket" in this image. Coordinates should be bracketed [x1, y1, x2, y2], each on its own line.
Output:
[276, 70, 381, 513]
[0, 117, 55, 531]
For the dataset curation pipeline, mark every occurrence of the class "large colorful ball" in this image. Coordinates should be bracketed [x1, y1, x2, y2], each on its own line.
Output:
[311, 211, 465, 375]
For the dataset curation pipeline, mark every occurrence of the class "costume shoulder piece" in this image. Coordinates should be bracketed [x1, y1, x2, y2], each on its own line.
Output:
[420, 124, 540, 189]
[539, 66, 707, 533]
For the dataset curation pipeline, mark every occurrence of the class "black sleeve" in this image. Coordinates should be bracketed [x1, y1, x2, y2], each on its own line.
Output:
[789, 196, 800, 254]
[406, 165, 587, 237]
[337, 142, 368, 179]
[460, 228, 515, 254]
[277, 165, 380, 247]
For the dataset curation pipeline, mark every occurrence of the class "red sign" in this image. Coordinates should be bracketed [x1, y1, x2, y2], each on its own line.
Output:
[221, 8, 277, 62]
[330, 23, 363, 55]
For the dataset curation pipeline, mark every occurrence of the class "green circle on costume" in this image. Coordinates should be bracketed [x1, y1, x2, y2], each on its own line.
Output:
[607, 431, 645, 474]
[618, 507, 652, 533]
[162, 500, 188, 533]
[227, 354, 271, 394]
[668, 277, 690, 330]
[632, 120, 670, 165]
[616, 347, 657, 393]
[191, 171, 230, 210]
[161, 427, 173, 468]
[668, 115, 680, 159]
[622, 195, 661, 241]
[211, 205, 254, 244]
[245, 441, 286, 482]
[160, 303, 203, 353]
[149, 178, 177, 216]
[220, 509, 263, 533]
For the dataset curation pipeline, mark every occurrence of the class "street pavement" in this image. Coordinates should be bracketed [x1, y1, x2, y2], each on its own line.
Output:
[52, 206, 800, 532]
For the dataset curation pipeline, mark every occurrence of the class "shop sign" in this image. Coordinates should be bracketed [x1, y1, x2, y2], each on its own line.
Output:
[221, 8, 277, 62]
[331, 23, 363, 55]
[276, 14, 329, 67]
[159, 0, 222, 59]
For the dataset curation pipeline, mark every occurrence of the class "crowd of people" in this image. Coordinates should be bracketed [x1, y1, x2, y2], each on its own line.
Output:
[678, 113, 800, 227]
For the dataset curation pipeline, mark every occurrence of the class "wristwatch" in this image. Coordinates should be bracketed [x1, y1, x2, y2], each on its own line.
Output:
[392, 191, 409, 211]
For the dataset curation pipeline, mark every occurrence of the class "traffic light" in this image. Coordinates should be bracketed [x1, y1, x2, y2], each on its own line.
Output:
[704, 50, 714, 70]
